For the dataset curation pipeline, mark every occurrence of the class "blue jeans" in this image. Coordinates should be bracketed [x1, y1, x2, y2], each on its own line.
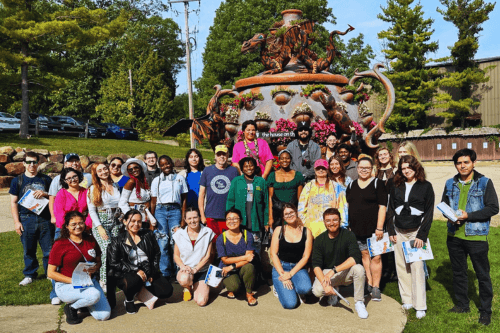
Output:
[55, 279, 110, 321]
[272, 261, 312, 309]
[20, 214, 53, 278]
[54, 227, 61, 241]
[154, 204, 181, 277]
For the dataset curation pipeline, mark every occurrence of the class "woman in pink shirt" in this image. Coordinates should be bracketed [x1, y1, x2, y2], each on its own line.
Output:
[54, 168, 91, 238]
[232, 120, 274, 179]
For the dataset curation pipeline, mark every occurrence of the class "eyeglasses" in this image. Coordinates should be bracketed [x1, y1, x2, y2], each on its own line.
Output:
[24, 161, 38, 165]
[227, 218, 240, 222]
[110, 163, 122, 168]
[127, 166, 141, 172]
[68, 222, 85, 228]
[145, 157, 156, 160]
[284, 212, 296, 218]
[65, 175, 79, 182]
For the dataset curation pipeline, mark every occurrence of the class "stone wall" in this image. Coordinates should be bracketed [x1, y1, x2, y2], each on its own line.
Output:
[0, 146, 211, 188]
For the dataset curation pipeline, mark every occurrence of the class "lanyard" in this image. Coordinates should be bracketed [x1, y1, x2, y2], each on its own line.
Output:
[68, 239, 91, 263]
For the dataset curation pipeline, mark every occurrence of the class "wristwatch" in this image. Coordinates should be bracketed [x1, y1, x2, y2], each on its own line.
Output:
[333, 266, 338, 274]
[231, 264, 237, 270]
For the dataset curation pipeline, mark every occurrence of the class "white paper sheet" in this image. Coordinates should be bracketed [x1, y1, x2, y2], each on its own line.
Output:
[367, 232, 394, 257]
[437, 202, 459, 222]
[204, 264, 223, 288]
[18, 189, 49, 215]
[72, 262, 96, 289]
[402, 240, 434, 263]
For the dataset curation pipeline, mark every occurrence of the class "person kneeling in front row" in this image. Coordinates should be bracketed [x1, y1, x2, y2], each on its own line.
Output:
[48, 211, 111, 325]
[311, 208, 368, 319]
[107, 209, 173, 314]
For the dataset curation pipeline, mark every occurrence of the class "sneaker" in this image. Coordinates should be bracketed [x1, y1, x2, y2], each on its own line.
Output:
[479, 312, 491, 326]
[19, 277, 33, 286]
[272, 286, 278, 298]
[124, 300, 137, 314]
[355, 301, 369, 319]
[416, 310, 426, 319]
[327, 287, 339, 306]
[64, 304, 82, 325]
[371, 287, 382, 301]
[364, 284, 372, 297]
[402, 303, 413, 310]
[51, 297, 61, 305]
[448, 305, 470, 313]
[183, 288, 192, 302]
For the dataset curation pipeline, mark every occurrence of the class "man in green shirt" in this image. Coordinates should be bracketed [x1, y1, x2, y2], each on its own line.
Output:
[311, 208, 368, 319]
[441, 148, 499, 326]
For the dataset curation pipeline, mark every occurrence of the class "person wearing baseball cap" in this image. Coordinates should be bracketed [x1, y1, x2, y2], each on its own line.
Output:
[198, 144, 238, 235]
[298, 159, 344, 238]
[287, 121, 321, 183]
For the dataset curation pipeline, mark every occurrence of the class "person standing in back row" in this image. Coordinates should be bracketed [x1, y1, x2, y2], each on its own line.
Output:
[287, 121, 321, 183]
[144, 151, 161, 186]
[337, 144, 358, 181]
[199, 145, 239, 236]
[441, 148, 498, 326]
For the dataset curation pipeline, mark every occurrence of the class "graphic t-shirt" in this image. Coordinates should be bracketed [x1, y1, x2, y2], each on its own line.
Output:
[199, 165, 238, 219]
[9, 173, 52, 218]
[245, 178, 254, 229]
[48, 237, 101, 278]
[186, 171, 202, 209]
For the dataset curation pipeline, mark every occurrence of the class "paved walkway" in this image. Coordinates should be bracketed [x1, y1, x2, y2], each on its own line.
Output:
[0, 285, 407, 333]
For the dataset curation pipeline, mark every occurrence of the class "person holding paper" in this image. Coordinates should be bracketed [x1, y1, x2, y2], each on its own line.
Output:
[87, 162, 121, 291]
[47, 211, 110, 325]
[150, 155, 188, 279]
[441, 148, 499, 326]
[311, 208, 368, 319]
[173, 207, 215, 305]
[270, 203, 313, 309]
[386, 155, 434, 319]
[107, 209, 173, 314]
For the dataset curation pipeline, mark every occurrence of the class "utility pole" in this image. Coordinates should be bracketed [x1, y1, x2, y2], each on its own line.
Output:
[169, 0, 198, 149]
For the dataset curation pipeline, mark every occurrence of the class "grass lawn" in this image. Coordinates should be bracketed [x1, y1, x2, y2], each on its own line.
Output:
[0, 133, 214, 160]
[1, 222, 499, 332]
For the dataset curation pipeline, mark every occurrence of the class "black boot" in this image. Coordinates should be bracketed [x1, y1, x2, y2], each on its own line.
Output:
[64, 304, 82, 325]
[124, 300, 137, 314]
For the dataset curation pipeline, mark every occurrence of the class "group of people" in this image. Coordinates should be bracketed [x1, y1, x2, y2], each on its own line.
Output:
[10, 120, 498, 327]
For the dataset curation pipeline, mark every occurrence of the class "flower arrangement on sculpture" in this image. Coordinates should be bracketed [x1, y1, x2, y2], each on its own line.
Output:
[292, 102, 313, 117]
[352, 121, 364, 136]
[337, 101, 348, 112]
[270, 86, 298, 97]
[269, 118, 297, 146]
[300, 84, 331, 98]
[254, 111, 272, 120]
[311, 120, 336, 145]
[224, 106, 239, 123]
[237, 130, 244, 142]
[358, 102, 370, 115]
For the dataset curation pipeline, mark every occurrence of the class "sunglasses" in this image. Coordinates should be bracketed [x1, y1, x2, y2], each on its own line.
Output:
[127, 166, 141, 172]
[110, 163, 122, 168]
[24, 161, 38, 165]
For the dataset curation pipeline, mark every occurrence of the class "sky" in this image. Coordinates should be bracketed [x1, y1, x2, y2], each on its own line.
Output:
[167, 0, 500, 95]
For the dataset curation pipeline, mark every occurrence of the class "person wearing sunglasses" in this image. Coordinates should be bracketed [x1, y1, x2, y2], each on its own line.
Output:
[48, 211, 110, 325]
[109, 157, 129, 192]
[119, 158, 152, 229]
[54, 168, 92, 240]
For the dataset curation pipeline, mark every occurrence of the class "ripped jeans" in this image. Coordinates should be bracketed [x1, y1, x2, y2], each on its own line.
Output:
[154, 204, 181, 277]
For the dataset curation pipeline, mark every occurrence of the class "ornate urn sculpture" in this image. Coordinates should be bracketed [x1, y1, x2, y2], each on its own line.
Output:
[171, 9, 395, 156]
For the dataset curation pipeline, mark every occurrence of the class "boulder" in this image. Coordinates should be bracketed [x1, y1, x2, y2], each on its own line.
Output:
[12, 152, 25, 162]
[31, 149, 49, 156]
[47, 173, 59, 179]
[39, 162, 63, 174]
[79, 155, 90, 168]
[38, 155, 47, 164]
[107, 153, 131, 163]
[0, 146, 15, 156]
[50, 150, 64, 156]
[0, 154, 11, 164]
[5, 162, 25, 176]
[48, 155, 63, 163]
[174, 158, 185, 168]
[0, 176, 14, 188]
[135, 154, 145, 161]
[0, 164, 6, 176]
[89, 155, 107, 163]
[84, 164, 94, 173]
[15, 147, 23, 153]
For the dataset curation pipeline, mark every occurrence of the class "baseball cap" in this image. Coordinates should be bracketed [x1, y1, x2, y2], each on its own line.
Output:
[297, 121, 311, 131]
[314, 159, 328, 169]
[215, 145, 228, 154]
[64, 153, 80, 163]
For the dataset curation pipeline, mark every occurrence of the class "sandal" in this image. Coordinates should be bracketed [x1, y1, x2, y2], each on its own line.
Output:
[227, 291, 235, 299]
[246, 293, 258, 306]
[183, 287, 192, 302]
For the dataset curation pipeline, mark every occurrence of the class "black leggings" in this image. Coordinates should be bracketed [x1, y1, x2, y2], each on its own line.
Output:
[116, 272, 173, 301]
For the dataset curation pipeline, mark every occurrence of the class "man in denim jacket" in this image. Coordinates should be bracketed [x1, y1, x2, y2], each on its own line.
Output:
[441, 148, 498, 326]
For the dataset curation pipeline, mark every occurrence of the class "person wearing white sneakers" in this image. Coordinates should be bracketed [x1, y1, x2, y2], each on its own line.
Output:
[311, 208, 368, 319]
[9, 152, 60, 304]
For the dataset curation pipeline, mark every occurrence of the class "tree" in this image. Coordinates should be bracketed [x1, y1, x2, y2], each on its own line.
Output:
[377, 0, 440, 132]
[435, 0, 496, 127]
[0, 0, 128, 137]
[331, 33, 376, 79]
[194, 0, 336, 115]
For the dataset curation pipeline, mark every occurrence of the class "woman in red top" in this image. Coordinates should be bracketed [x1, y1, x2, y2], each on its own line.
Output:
[48, 211, 110, 325]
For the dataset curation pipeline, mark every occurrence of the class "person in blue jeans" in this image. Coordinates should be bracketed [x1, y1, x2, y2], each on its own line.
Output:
[9, 152, 58, 302]
[269, 203, 313, 309]
[151, 155, 188, 278]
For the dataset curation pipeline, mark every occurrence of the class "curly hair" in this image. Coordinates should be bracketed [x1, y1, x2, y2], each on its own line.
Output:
[394, 155, 426, 187]
[238, 157, 258, 177]
[328, 155, 347, 185]
[59, 168, 83, 189]
[374, 147, 395, 170]
[58, 211, 91, 241]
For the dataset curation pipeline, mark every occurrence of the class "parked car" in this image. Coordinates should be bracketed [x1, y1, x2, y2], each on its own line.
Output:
[49, 116, 85, 136]
[14, 112, 61, 132]
[0, 112, 21, 132]
[100, 123, 139, 140]
[74, 118, 108, 138]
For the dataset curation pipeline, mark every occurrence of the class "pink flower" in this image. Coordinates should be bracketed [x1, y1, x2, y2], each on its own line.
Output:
[237, 130, 244, 142]
[352, 121, 364, 136]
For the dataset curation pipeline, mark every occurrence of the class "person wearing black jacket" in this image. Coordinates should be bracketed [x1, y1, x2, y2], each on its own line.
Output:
[107, 209, 173, 313]
[386, 155, 434, 320]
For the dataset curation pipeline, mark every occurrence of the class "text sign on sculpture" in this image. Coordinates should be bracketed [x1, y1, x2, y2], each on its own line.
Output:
[257, 132, 296, 139]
